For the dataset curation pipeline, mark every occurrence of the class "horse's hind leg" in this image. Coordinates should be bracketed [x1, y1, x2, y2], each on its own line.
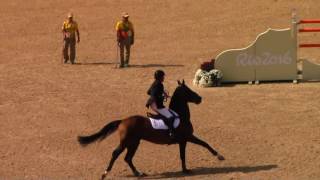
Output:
[106, 145, 125, 171]
[187, 134, 225, 161]
[101, 144, 125, 180]
[124, 140, 145, 177]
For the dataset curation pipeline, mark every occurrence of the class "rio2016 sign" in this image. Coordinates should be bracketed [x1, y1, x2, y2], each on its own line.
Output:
[214, 28, 300, 82]
[236, 51, 293, 66]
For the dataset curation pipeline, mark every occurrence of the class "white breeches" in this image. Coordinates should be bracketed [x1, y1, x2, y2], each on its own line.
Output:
[150, 102, 174, 118]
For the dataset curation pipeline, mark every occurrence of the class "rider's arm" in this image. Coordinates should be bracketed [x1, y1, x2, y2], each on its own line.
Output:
[150, 82, 163, 98]
[163, 90, 170, 98]
[147, 82, 162, 108]
[150, 102, 158, 112]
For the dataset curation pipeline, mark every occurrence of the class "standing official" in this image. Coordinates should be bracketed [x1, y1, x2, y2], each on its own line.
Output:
[115, 12, 134, 68]
[62, 13, 80, 64]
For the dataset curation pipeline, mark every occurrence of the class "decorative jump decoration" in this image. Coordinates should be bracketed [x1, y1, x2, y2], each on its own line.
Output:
[194, 10, 320, 85]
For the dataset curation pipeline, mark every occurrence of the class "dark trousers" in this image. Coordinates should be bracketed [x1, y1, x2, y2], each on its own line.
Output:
[119, 39, 132, 66]
[63, 38, 76, 64]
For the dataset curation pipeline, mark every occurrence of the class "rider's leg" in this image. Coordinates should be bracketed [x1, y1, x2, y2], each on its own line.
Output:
[150, 102, 159, 113]
[156, 108, 175, 137]
[150, 103, 175, 137]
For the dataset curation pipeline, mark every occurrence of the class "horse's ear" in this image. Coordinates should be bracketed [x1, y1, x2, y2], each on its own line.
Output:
[177, 80, 181, 85]
[182, 79, 185, 84]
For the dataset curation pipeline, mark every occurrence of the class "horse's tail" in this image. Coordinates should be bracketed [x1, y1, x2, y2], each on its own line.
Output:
[77, 120, 121, 146]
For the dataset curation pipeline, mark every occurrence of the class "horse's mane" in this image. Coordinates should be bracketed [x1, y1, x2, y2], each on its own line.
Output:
[169, 84, 190, 122]
[169, 85, 181, 109]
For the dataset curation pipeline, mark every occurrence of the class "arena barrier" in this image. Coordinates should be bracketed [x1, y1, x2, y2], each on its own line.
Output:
[212, 11, 320, 83]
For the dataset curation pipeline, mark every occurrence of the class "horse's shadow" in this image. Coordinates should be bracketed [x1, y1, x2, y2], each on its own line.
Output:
[138, 164, 277, 179]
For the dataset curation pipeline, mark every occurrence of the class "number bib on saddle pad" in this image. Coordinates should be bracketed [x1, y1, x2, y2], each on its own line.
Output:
[149, 111, 180, 130]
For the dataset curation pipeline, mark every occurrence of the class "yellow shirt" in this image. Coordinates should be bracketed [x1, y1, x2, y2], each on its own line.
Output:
[62, 20, 78, 38]
[115, 20, 134, 39]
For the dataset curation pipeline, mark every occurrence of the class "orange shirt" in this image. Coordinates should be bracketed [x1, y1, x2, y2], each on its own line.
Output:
[62, 20, 78, 38]
[115, 20, 134, 39]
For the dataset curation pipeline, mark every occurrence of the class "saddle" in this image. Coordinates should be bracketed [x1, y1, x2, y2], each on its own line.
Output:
[146, 112, 165, 120]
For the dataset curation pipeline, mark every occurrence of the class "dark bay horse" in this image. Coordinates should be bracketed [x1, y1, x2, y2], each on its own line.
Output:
[78, 80, 225, 179]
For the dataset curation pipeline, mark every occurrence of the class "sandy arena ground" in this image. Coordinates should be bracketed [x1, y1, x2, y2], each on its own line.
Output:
[1, 0, 320, 179]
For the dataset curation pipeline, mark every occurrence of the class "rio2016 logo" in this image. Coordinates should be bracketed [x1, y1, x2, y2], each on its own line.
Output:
[236, 51, 293, 66]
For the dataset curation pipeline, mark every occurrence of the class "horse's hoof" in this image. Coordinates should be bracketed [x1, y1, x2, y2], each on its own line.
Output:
[217, 155, 225, 161]
[182, 169, 192, 174]
[140, 172, 147, 177]
[101, 171, 108, 180]
[134, 171, 147, 177]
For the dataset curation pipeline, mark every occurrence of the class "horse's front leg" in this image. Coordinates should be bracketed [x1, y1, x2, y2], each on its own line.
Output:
[179, 141, 191, 174]
[187, 134, 225, 161]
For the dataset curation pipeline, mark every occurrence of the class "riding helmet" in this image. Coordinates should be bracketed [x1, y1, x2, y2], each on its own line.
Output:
[154, 70, 165, 80]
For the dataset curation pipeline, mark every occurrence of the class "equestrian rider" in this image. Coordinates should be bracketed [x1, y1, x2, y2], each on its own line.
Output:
[146, 70, 175, 138]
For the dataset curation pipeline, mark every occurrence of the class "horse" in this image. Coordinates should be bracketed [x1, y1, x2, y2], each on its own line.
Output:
[77, 80, 225, 179]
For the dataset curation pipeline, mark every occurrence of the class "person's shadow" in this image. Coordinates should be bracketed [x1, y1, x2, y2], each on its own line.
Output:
[129, 64, 184, 68]
[73, 61, 184, 68]
[73, 61, 116, 65]
[136, 164, 277, 179]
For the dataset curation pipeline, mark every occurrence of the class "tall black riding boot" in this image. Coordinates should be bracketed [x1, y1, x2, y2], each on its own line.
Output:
[164, 117, 175, 139]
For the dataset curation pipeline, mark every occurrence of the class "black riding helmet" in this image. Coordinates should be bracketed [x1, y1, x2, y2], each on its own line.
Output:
[154, 70, 165, 81]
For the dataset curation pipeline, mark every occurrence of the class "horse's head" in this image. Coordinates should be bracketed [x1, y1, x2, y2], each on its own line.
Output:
[173, 80, 202, 104]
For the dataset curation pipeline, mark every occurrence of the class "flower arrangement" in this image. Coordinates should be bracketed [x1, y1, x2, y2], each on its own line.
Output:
[200, 59, 215, 72]
[194, 59, 222, 87]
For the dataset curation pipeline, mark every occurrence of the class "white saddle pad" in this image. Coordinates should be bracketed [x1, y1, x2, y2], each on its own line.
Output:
[149, 117, 180, 130]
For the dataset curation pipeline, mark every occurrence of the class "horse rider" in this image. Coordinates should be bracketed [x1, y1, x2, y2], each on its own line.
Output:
[146, 70, 175, 138]
[115, 12, 135, 68]
[62, 13, 80, 64]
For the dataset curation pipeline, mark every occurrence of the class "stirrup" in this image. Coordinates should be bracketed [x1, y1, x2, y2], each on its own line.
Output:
[168, 129, 175, 138]
[169, 132, 174, 137]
